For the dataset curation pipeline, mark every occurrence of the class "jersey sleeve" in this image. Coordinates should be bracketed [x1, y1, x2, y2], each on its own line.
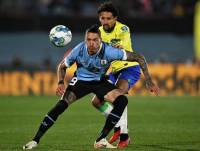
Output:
[106, 46, 127, 61]
[118, 25, 134, 52]
[64, 42, 82, 67]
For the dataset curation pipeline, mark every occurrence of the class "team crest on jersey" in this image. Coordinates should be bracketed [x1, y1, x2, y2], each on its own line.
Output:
[110, 39, 121, 46]
[121, 26, 129, 32]
[100, 59, 107, 65]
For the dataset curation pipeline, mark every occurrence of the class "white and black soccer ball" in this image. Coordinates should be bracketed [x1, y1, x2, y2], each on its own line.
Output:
[49, 25, 72, 47]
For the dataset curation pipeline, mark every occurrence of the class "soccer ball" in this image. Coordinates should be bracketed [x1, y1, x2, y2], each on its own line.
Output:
[49, 25, 72, 47]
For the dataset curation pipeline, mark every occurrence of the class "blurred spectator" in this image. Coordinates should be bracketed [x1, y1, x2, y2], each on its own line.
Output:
[124, 0, 154, 17]
[38, 0, 75, 16]
[0, 0, 36, 16]
[79, 0, 99, 17]
[172, 0, 185, 17]
[151, 0, 173, 16]
[11, 55, 24, 70]
[38, 0, 52, 16]
[40, 58, 54, 71]
[0, 0, 195, 18]
[143, 0, 153, 15]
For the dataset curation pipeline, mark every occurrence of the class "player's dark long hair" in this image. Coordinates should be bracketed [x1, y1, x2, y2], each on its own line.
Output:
[97, 1, 118, 17]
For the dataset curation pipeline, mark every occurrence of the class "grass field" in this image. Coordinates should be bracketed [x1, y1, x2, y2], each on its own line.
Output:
[0, 96, 200, 151]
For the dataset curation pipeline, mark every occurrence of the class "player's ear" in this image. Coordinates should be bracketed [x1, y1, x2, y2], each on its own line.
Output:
[99, 37, 102, 42]
[99, 32, 102, 40]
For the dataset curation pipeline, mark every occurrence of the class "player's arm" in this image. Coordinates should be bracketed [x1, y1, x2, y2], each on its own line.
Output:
[56, 60, 68, 96]
[56, 43, 80, 96]
[125, 51, 160, 95]
[57, 60, 67, 85]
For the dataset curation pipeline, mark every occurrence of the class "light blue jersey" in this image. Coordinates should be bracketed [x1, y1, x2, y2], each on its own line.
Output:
[64, 42, 126, 81]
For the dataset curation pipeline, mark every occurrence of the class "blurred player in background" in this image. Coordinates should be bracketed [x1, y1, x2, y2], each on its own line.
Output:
[23, 25, 159, 150]
[194, 0, 200, 65]
[91, 1, 140, 148]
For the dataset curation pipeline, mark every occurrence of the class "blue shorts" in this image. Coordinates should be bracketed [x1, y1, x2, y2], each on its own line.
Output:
[108, 65, 141, 89]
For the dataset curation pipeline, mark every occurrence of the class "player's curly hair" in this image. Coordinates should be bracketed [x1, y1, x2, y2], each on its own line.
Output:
[97, 1, 118, 17]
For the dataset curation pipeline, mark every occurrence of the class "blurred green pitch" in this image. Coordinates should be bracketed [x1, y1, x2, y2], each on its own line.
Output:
[0, 96, 200, 151]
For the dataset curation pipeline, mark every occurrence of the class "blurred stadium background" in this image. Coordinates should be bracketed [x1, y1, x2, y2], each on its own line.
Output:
[0, 0, 199, 96]
[0, 0, 200, 151]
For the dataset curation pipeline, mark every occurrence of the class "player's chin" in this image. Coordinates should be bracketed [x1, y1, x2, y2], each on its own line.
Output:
[103, 25, 109, 30]
[88, 48, 95, 54]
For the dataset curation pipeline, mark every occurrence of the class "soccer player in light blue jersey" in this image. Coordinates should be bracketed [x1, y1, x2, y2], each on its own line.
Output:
[23, 25, 159, 150]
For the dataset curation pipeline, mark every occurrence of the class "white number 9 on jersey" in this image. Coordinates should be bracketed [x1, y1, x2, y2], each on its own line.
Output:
[69, 77, 78, 86]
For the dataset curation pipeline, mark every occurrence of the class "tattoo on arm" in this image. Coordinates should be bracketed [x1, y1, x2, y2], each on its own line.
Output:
[126, 51, 152, 82]
[57, 60, 67, 83]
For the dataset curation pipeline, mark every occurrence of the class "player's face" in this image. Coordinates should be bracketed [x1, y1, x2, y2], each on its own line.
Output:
[85, 32, 102, 55]
[99, 12, 117, 31]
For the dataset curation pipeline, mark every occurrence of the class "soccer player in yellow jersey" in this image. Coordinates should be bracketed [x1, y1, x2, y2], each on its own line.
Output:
[91, 2, 140, 148]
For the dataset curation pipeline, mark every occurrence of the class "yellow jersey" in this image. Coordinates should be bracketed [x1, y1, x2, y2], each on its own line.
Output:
[99, 21, 139, 72]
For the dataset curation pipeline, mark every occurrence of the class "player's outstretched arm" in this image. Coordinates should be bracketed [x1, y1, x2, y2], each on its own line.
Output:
[56, 60, 67, 96]
[125, 51, 160, 95]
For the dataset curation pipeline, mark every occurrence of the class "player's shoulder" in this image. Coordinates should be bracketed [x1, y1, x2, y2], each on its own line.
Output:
[99, 26, 104, 32]
[116, 21, 130, 33]
[77, 41, 85, 47]
[103, 41, 112, 48]
[71, 41, 86, 55]
[102, 42, 123, 60]
[103, 42, 118, 53]
[73, 41, 85, 50]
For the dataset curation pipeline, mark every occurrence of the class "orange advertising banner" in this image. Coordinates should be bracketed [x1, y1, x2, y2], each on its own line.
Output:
[0, 64, 199, 96]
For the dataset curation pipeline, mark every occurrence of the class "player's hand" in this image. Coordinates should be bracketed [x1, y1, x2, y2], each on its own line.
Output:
[112, 44, 123, 49]
[146, 80, 160, 96]
[56, 84, 65, 96]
